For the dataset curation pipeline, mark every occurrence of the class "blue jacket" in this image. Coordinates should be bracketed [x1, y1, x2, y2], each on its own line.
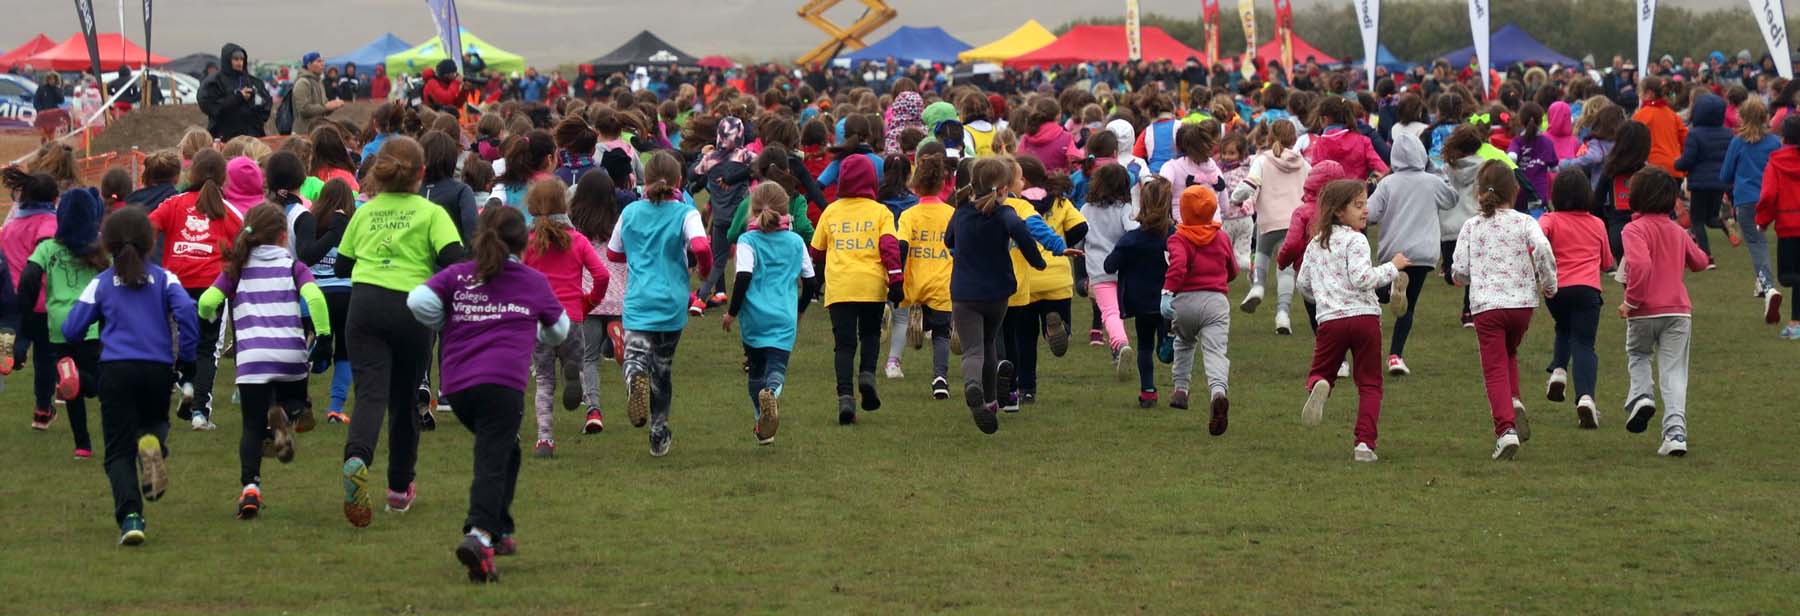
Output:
[1721, 134, 1781, 206]
[62, 265, 199, 365]
[1675, 94, 1732, 191]
[1102, 227, 1173, 319]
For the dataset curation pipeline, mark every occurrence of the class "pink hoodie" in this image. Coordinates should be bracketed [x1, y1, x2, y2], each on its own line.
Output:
[223, 157, 264, 215]
[1020, 122, 1074, 174]
[1546, 102, 1581, 160]
[1158, 157, 1223, 222]
[2, 206, 56, 312]
[525, 227, 610, 323]
[1621, 214, 1709, 318]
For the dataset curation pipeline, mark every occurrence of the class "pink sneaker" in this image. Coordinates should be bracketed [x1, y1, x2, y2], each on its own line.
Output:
[73, 448, 92, 460]
[385, 483, 416, 513]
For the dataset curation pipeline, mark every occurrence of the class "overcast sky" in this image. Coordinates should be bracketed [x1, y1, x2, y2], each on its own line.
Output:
[0, 0, 1330, 67]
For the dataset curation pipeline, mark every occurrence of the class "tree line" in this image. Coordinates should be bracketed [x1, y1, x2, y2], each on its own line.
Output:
[1067, 0, 1800, 66]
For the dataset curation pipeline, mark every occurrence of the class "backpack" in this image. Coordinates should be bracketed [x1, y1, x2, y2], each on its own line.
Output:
[274, 82, 296, 136]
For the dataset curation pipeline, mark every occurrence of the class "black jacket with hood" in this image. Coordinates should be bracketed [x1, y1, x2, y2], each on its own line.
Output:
[197, 43, 272, 140]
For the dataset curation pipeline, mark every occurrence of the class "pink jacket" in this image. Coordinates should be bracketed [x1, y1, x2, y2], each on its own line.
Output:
[1158, 157, 1223, 222]
[1621, 214, 1708, 318]
[1020, 123, 1074, 174]
[2, 208, 55, 312]
[525, 228, 610, 323]
[1539, 211, 1613, 290]
[1306, 127, 1389, 181]
[1164, 233, 1238, 293]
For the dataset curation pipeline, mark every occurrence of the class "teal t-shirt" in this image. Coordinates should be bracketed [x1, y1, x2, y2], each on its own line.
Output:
[29, 241, 101, 344]
[614, 199, 702, 333]
[736, 229, 810, 351]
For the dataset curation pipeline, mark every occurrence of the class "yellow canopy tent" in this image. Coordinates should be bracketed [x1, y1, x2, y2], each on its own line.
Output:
[957, 20, 1056, 64]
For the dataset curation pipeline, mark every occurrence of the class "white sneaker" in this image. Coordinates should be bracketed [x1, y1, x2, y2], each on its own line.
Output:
[1492, 430, 1521, 460]
[1546, 368, 1568, 402]
[884, 358, 904, 380]
[1576, 396, 1600, 429]
[1388, 271, 1409, 315]
[191, 413, 216, 431]
[1387, 355, 1410, 376]
[1625, 396, 1658, 434]
[1240, 285, 1265, 313]
[1765, 289, 1784, 325]
[1337, 361, 1351, 378]
[1113, 345, 1134, 382]
[1658, 435, 1689, 457]
[1512, 398, 1531, 442]
[1301, 379, 1329, 426]
[1275, 311, 1293, 335]
[1353, 442, 1378, 462]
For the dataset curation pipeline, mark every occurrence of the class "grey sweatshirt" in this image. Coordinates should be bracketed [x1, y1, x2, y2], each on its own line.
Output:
[1369, 134, 1457, 267]
[1081, 200, 1140, 284]
[1438, 154, 1485, 242]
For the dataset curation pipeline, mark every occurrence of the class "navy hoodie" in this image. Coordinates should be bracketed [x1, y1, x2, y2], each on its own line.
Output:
[945, 200, 1046, 302]
[1676, 94, 1732, 191]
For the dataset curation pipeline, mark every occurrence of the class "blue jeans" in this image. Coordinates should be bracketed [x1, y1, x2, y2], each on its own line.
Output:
[744, 346, 790, 421]
[329, 360, 352, 412]
[1736, 202, 1776, 293]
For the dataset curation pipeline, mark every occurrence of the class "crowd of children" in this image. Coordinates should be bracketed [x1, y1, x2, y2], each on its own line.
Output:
[6, 55, 1793, 583]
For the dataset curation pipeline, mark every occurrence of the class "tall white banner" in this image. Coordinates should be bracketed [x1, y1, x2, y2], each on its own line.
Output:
[1750, 0, 1792, 79]
[1468, 0, 1490, 97]
[1638, 0, 1656, 77]
[1126, 0, 1143, 62]
[1354, 0, 1380, 87]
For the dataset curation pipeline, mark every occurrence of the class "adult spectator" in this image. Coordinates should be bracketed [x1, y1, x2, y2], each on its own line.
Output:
[422, 59, 463, 114]
[519, 67, 548, 103]
[370, 64, 392, 100]
[198, 43, 272, 140]
[291, 52, 344, 136]
[32, 71, 64, 111]
[339, 63, 364, 101]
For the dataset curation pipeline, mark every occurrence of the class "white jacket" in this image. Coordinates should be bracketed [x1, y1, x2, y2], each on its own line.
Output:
[1297, 226, 1398, 323]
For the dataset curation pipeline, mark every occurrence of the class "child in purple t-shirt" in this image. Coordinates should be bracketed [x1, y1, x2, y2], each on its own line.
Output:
[408, 206, 566, 584]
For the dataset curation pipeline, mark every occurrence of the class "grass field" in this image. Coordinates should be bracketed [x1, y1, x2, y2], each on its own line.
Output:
[1, 241, 1796, 614]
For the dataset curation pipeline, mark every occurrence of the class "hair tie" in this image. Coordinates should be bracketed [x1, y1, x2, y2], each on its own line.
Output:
[1468, 113, 1491, 124]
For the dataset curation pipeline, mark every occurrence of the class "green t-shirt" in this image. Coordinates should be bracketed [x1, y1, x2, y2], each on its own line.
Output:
[727, 194, 815, 245]
[337, 192, 462, 292]
[29, 241, 102, 343]
[298, 176, 326, 203]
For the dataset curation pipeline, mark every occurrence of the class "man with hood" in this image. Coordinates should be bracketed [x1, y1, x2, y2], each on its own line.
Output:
[291, 52, 343, 136]
[422, 59, 463, 114]
[198, 43, 272, 140]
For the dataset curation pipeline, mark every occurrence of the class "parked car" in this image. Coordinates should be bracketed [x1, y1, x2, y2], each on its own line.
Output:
[0, 73, 40, 130]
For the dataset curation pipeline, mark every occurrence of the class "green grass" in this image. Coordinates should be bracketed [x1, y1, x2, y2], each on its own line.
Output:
[2, 242, 1797, 614]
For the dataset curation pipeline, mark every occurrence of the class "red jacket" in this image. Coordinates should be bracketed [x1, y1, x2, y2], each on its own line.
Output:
[1164, 233, 1238, 293]
[1307, 127, 1389, 181]
[423, 76, 462, 108]
[1757, 146, 1800, 238]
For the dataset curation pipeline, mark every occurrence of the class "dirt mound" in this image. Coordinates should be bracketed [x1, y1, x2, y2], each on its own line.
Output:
[85, 101, 389, 156]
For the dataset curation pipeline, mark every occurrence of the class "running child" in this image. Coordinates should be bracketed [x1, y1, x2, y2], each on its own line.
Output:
[895, 144, 957, 399]
[1294, 180, 1408, 463]
[1620, 168, 1710, 456]
[1723, 100, 1785, 324]
[1367, 133, 1457, 375]
[302, 179, 356, 424]
[1105, 176, 1177, 407]
[409, 206, 567, 582]
[1006, 155, 1086, 406]
[146, 149, 243, 430]
[1162, 185, 1236, 434]
[2, 169, 61, 430]
[724, 183, 818, 445]
[1082, 163, 1139, 363]
[60, 207, 199, 545]
[946, 157, 1049, 433]
[811, 154, 902, 425]
[1233, 120, 1310, 334]
[1451, 161, 1559, 461]
[570, 170, 627, 430]
[197, 204, 333, 519]
[1539, 168, 1612, 428]
[521, 179, 608, 457]
[18, 188, 107, 460]
[606, 150, 712, 457]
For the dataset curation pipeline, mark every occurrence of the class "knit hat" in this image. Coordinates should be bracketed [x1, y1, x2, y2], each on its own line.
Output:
[55, 188, 103, 257]
[600, 148, 634, 186]
[1175, 185, 1220, 246]
[436, 58, 457, 77]
[223, 157, 265, 214]
[302, 52, 321, 66]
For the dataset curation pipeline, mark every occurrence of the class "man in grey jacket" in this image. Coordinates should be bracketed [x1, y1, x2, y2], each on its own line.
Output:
[1367, 132, 1457, 375]
[291, 52, 343, 136]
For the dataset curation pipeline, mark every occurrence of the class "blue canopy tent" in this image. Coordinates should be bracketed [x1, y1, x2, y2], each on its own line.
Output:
[325, 33, 412, 71]
[1439, 23, 1578, 67]
[839, 26, 971, 66]
[1353, 44, 1416, 72]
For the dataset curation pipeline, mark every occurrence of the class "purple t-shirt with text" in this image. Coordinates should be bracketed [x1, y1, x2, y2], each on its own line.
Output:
[425, 260, 564, 395]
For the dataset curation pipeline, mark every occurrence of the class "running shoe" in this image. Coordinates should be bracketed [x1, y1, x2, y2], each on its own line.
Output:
[1088, 329, 1104, 347]
[607, 320, 625, 366]
[649, 426, 672, 457]
[1045, 312, 1070, 357]
[931, 376, 950, 400]
[756, 388, 780, 444]
[30, 407, 53, 431]
[291, 404, 317, 434]
[1113, 345, 1133, 382]
[1388, 271, 1409, 316]
[118, 514, 146, 546]
[1387, 355, 1410, 376]
[1625, 396, 1658, 434]
[1576, 396, 1600, 429]
[1766, 290, 1785, 325]
[949, 325, 962, 355]
[1492, 429, 1521, 460]
[268, 405, 296, 464]
[138, 434, 167, 501]
[884, 357, 904, 380]
[73, 448, 92, 460]
[626, 372, 650, 428]
[342, 458, 373, 527]
[54, 356, 79, 401]
[1783, 324, 1800, 340]
[1658, 434, 1689, 457]
[1209, 391, 1230, 436]
[1353, 442, 1378, 463]
[688, 296, 706, 316]
[837, 395, 856, 425]
[1157, 334, 1174, 364]
[1546, 368, 1568, 402]
[1137, 389, 1158, 408]
[1724, 216, 1742, 247]
[1512, 398, 1531, 442]
[416, 386, 437, 432]
[1274, 310, 1292, 335]
[1168, 388, 1190, 410]
[583, 409, 605, 434]
[560, 362, 581, 411]
[326, 411, 348, 424]
[456, 533, 499, 583]
[236, 485, 262, 520]
[908, 308, 924, 350]
[858, 371, 881, 411]
[0, 330, 13, 375]
[995, 361, 1016, 413]
[1301, 379, 1330, 426]
[191, 412, 216, 431]
[533, 439, 555, 458]
[1240, 285, 1264, 313]
[386, 482, 416, 513]
[493, 534, 518, 556]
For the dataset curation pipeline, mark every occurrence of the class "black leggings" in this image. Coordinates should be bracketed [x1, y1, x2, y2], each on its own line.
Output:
[1377, 265, 1434, 356]
[185, 287, 224, 414]
[1132, 316, 1166, 393]
[16, 311, 54, 410]
[827, 302, 884, 397]
[1438, 241, 1472, 315]
[238, 378, 310, 487]
[342, 284, 431, 493]
[1688, 189, 1725, 256]
[97, 360, 172, 526]
[51, 340, 100, 451]
[448, 384, 524, 538]
[1781, 237, 1800, 321]
[325, 289, 351, 361]
[1002, 299, 1072, 395]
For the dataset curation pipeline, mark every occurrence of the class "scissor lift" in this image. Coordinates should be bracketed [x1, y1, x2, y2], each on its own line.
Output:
[796, 0, 897, 65]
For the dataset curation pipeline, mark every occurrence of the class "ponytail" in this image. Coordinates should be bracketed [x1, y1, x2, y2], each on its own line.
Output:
[474, 206, 527, 283]
[642, 150, 683, 203]
[525, 179, 572, 254]
[224, 205, 287, 280]
[101, 207, 156, 288]
[196, 180, 228, 220]
[1475, 160, 1518, 218]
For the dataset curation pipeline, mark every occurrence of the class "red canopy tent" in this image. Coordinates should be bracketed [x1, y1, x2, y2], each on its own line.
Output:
[1256, 34, 1340, 66]
[0, 34, 57, 70]
[1005, 25, 1203, 69]
[25, 33, 169, 72]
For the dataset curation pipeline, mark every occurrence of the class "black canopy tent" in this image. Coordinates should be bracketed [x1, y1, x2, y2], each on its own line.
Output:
[585, 30, 700, 72]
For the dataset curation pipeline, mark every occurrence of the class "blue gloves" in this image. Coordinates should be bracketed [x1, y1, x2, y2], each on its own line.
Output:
[1159, 292, 1175, 320]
